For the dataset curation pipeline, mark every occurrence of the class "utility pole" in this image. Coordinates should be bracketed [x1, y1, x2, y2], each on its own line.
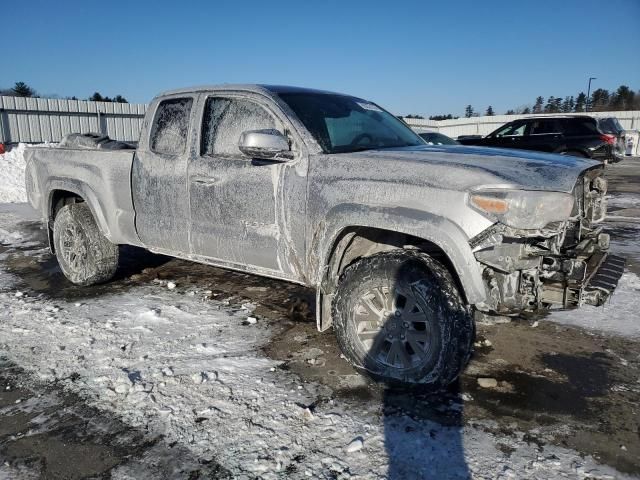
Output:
[586, 77, 596, 112]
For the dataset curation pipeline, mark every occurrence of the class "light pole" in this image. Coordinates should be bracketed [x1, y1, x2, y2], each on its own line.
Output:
[586, 77, 596, 112]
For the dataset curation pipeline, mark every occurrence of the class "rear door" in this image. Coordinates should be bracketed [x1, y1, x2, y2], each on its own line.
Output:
[561, 118, 602, 155]
[520, 119, 562, 152]
[132, 95, 195, 253]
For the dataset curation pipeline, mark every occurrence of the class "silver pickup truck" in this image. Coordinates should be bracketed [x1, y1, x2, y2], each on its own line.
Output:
[25, 84, 624, 387]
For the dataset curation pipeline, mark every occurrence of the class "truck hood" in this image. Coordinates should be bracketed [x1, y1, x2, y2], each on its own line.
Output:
[333, 144, 600, 193]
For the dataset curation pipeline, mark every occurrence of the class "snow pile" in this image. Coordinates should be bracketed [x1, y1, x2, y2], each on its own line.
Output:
[0, 143, 28, 203]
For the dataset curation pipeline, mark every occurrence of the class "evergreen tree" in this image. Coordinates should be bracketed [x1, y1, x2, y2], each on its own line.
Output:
[485, 106, 494, 116]
[568, 96, 575, 112]
[90, 92, 104, 101]
[113, 95, 128, 103]
[522, 107, 531, 115]
[505, 109, 516, 115]
[533, 96, 544, 113]
[590, 88, 610, 111]
[575, 92, 586, 112]
[464, 105, 474, 118]
[11, 82, 36, 97]
[610, 85, 633, 110]
[544, 96, 556, 113]
[561, 96, 571, 113]
[429, 114, 455, 120]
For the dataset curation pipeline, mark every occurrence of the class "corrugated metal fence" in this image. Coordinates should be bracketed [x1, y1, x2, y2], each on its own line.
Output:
[404, 110, 640, 138]
[0, 96, 147, 144]
[1, 94, 639, 144]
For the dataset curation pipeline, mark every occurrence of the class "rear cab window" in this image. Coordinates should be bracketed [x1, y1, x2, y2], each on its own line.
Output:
[150, 97, 193, 155]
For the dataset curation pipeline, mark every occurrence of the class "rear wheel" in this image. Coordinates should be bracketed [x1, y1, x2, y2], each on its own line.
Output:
[332, 250, 474, 388]
[53, 203, 119, 286]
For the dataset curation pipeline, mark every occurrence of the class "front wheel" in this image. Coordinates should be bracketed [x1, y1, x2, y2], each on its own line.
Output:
[332, 250, 474, 389]
[53, 202, 119, 286]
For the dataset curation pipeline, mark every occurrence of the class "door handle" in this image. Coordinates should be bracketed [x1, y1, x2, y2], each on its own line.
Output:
[192, 176, 218, 186]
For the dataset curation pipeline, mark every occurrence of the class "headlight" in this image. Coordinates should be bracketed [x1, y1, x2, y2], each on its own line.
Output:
[469, 190, 575, 229]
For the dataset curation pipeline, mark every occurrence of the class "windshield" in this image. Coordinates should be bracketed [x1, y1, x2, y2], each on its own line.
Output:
[419, 132, 459, 145]
[277, 92, 425, 154]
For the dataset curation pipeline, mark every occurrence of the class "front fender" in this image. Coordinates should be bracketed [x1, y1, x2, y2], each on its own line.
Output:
[312, 203, 487, 304]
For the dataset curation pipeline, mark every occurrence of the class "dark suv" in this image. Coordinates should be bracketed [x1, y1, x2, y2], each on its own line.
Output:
[458, 116, 623, 162]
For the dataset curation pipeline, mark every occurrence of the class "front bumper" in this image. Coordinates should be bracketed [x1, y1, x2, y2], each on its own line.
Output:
[472, 167, 625, 314]
[536, 238, 625, 308]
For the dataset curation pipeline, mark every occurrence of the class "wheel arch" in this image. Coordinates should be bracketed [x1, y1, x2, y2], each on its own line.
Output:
[314, 215, 486, 331]
[47, 187, 112, 252]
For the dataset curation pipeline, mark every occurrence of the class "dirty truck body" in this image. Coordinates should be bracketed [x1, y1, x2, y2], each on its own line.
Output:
[25, 85, 623, 386]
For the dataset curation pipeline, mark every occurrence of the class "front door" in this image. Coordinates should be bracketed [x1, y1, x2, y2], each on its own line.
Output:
[188, 95, 291, 275]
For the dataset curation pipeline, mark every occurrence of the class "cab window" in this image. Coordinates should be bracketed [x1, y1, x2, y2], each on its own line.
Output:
[201, 97, 279, 157]
[529, 120, 559, 135]
[150, 97, 193, 155]
[493, 122, 526, 137]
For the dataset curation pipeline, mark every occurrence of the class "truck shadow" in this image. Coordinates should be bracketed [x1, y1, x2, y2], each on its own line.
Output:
[380, 380, 470, 479]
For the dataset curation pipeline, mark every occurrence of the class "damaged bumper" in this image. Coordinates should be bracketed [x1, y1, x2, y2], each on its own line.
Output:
[472, 168, 625, 314]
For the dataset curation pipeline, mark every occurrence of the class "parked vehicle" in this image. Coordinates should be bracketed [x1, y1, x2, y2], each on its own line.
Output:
[597, 116, 626, 154]
[418, 131, 459, 145]
[24, 85, 624, 388]
[457, 115, 623, 162]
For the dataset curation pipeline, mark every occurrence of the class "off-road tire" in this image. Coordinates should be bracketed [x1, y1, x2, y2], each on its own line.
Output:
[332, 249, 474, 388]
[53, 203, 119, 286]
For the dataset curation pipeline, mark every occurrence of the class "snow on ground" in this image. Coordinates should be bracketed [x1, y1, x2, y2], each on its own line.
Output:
[0, 206, 633, 479]
[607, 192, 640, 210]
[546, 272, 640, 338]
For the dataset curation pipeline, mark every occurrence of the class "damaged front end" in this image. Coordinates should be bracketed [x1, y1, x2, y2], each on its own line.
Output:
[471, 168, 625, 315]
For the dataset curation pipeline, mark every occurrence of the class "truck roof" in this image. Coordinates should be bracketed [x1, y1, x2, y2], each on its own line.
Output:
[157, 84, 352, 99]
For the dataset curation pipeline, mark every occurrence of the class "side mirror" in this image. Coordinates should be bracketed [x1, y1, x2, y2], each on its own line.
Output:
[238, 129, 292, 161]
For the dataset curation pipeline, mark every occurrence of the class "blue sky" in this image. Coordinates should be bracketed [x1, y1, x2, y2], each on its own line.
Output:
[3, 0, 639, 116]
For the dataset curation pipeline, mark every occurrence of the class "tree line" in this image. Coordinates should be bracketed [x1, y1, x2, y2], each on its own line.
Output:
[0, 81, 128, 103]
[401, 84, 639, 120]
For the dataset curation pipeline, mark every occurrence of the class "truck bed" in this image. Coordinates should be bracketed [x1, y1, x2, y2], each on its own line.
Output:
[24, 146, 140, 246]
